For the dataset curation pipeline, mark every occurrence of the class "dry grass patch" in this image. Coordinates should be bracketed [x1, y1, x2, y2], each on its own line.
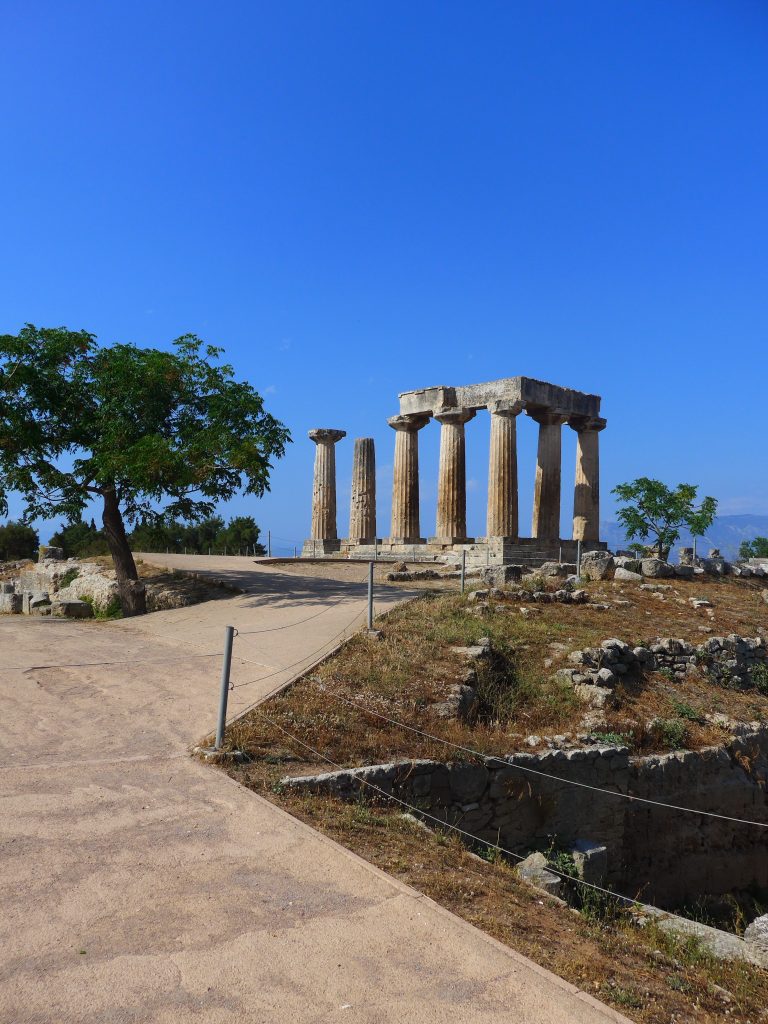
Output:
[229, 576, 768, 765]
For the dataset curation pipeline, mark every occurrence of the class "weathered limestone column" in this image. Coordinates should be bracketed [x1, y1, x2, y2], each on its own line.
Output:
[528, 409, 567, 541]
[349, 437, 376, 543]
[570, 416, 606, 542]
[486, 399, 523, 538]
[387, 413, 429, 542]
[308, 428, 346, 545]
[434, 408, 476, 542]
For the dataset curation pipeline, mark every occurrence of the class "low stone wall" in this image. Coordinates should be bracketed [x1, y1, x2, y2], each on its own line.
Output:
[282, 728, 768, 907]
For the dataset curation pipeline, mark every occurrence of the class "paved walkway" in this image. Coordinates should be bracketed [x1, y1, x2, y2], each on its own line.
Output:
[0, 556, 629, 1023]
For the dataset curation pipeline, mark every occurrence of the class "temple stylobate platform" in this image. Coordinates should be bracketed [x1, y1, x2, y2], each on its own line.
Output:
[302, 376, 607, 567]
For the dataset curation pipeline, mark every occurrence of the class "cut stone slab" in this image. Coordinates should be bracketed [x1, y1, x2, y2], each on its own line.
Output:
[569, 840, 608, 886]
[0, 593, 22, 614]
[744, 914, 768, 955]
[614, 567, 642, 581]
[51, 599, 94, 619]
[640, 558, 675, 578]
[482, 564, 524, 587]
[579, 552, 614, 581]
[516, 851, 562, 897]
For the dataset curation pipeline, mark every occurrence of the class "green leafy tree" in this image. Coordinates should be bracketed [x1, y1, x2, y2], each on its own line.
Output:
[49, 518, 109, 558]
[612, 478, 717, 562]
[0, 326, 290, 615]
[739, 536, 768, 560]
[217, 515, 266, 555]
[0, 520, 39, 561]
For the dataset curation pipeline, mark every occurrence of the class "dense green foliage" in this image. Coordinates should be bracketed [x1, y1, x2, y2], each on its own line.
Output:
[47, 515, 266, 558]
[739, 536, 768, 560]
[49, 518, 109, 558]
[0, 325, 289, 613]
[0, 520, 39, 561]
[612, 478, 717, 561]
[129, 515, 265, 554]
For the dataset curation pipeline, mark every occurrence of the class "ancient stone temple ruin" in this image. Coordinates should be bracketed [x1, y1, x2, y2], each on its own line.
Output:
[302, 377, 607, 566]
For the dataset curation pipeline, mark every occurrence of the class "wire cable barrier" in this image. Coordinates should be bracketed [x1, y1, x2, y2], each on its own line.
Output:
[236, 568, 373, 637]
[1, 651, 224, 672]
[255, 708, 643, 904]
[230, 604, 368, 694]
[317, 688, 768, 829]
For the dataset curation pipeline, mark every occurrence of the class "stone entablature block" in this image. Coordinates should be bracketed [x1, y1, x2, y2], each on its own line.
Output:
[398, 376, 601, 421]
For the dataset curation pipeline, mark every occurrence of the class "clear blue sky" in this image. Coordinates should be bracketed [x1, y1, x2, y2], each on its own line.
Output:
[2, 1, 766, 552]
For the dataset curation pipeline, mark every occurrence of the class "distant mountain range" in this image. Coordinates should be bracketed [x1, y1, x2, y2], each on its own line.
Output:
[600, 515, 768, 561]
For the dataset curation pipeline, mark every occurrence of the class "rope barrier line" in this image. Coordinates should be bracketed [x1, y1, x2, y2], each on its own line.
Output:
[254, 708, 643, 905]
[317, 690, 768, 829]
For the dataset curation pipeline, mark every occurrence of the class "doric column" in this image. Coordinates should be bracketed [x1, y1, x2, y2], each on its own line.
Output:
[528, 408, 567, 541]
[486, 399, 523, 538]
[349, 437, 376, 543]
[570, 416, 607, 542]
[434, 408, 476, 542]
[308, 428, 346, 541]
[387, 413, 429, 542]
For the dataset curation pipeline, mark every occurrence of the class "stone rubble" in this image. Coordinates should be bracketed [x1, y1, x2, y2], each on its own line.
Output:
[555, 633, 768, 698]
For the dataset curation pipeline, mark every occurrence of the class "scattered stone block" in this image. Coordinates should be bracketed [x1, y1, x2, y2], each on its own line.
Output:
[516, 852, 562, 896]
[0, 593, 22, 614]
[614, 557, 641, 573]
[38, 545, 64, 560]
[614, 567, 642, 581]
[539, 562, 576, 577]
[641, 558, 675, 579]
[51, 599, 94, 619]
[580, 551, 615, 581]
[574, 684, 614, 708]
[482, 564, 524, 587]
[569, 839, 608, 886]
[744, 914, 768, 954]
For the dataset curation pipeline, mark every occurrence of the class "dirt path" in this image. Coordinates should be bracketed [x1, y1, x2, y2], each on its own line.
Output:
[0, 558, 629, 1023]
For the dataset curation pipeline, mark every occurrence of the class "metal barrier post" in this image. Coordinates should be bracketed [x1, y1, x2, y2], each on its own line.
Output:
[576, 539, 582, 583]
[460, 549, 466, 594]
[367, 561, 374, 630]
[214, 625, 235, 750]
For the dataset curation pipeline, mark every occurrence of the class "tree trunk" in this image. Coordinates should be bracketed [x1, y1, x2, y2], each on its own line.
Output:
[102, 489, 147, 616]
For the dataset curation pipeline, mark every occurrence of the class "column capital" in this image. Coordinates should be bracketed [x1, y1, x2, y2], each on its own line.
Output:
[487, 399, 523, 417]
[434, 407, 476, 426]
[525, 406, 568, 427]
[568, 415, 607, 433]
[387, 413, 430, 432]
[308, 428, 346, 445]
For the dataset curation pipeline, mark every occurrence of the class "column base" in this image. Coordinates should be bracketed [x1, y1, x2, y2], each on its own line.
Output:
[301, 539, 342, 557]
[384, 537, 427, 545]
[428, 536, 476, 545]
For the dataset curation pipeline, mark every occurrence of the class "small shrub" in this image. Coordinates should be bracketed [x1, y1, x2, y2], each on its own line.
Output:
[520, 574, 546, 593]
[651, 717, 688, 750]
[670, 699, 704, 723]
[752, 662, 768, 697]
[58, 567, 80, 589]
[81, 594, 123, 620]
[591, 730, 632, 747]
